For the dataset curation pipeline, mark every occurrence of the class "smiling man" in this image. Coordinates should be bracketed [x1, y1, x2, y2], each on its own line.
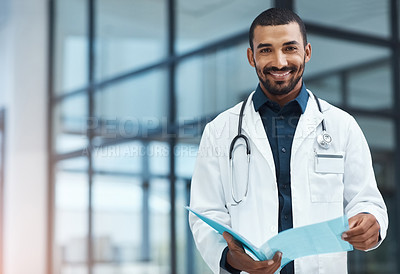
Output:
[248, 21, 310, 106]
[189, 8, 388, 274]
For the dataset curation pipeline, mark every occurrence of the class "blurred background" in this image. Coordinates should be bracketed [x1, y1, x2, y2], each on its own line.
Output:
[0, 0, 399, 273]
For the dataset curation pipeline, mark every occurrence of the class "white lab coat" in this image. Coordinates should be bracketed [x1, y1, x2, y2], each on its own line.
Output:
[189, 89, 388, 274]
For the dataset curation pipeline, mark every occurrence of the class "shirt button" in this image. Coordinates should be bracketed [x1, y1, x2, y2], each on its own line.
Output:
[281, 147, 286, 153]
[283, 185, 288, 189]
[284, 215, 288, 220]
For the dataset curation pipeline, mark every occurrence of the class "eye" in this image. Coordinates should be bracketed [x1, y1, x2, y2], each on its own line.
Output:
[260, 48, 272, 53]
[285, 46, 297, 52]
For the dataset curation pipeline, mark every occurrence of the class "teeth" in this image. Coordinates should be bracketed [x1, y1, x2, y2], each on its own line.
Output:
[270, 71, 290, 77]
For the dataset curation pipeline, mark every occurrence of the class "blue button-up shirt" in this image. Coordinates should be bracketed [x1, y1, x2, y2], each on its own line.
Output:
[253, 82, 309, 274]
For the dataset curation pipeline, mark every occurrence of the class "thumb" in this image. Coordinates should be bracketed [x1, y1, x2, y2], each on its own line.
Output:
[264, 251, 282, 267]
[223, 232, 243, 251]
[223, 231, 233, 243]
[223, 231, 238, 247]
[272, 251, 282, 263]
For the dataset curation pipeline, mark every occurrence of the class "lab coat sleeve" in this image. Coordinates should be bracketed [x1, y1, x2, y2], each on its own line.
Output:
[189, 123, 231, 274]
[343, 116, 388, 249]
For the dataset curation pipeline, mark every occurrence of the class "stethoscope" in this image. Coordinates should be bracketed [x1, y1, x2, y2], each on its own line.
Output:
[229, 93, 332, 205]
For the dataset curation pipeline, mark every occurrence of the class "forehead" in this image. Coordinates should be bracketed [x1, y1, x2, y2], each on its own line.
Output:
[252, 22, 303, 46]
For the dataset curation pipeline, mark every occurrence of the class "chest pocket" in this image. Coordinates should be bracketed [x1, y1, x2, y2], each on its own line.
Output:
[308, 151, 344, 203]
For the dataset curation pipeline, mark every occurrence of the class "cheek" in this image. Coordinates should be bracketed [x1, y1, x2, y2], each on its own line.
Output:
[253, 54, 269, 66]
[291, 55, 306, 66]
[254, 59, 268, 72]
[255, 64, 266, 76]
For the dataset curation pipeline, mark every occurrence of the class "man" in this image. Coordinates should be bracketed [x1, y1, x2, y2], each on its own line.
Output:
[189, 8, 388, 274]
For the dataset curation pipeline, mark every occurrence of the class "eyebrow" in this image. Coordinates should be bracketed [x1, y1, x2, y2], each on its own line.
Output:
[283, 41, 300, 46]
[256, 40, 301, 49]
[257, 43, 272, 49]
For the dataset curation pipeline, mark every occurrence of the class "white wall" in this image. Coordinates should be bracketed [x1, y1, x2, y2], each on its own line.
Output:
[0, 0, 48, 273]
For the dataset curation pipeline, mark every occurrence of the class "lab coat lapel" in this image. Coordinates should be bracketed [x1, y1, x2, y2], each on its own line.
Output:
[291, 90, 324, 157]
[241, 93, 276, 178]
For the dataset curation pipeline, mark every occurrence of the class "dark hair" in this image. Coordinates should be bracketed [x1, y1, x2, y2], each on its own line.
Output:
[249, 8, 307, 50]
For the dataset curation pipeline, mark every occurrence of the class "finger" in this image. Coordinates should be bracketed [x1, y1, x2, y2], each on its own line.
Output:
[346, 225, 378, 242]
[348, 213, 375, 230]
[343, 223, 373, 239]
[272, 251, 283, 263]
[266, 252, 283, 273]
[343, 226, 380, 250]
[351, 236, 379, 250]
[348, 217, 358, 229]
[347, 235, 378, 250]
[346, 228, 379, 245]
[348, 215, 368, 230]
[255, 251, 282, 268]
[348, 215, 363, 229]
[343, 220, 377, 240]
[344, 218, 376, 238]
[266, 251, 282, 266]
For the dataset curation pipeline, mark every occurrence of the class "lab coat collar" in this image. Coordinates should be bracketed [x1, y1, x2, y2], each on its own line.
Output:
[240, 91, 277, 179]
[236, 89, 325, 167]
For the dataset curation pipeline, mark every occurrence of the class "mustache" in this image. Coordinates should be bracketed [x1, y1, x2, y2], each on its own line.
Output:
[263, 66, 297, 74]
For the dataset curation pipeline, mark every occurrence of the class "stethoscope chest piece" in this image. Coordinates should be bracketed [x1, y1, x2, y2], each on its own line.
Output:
[313, 94, 332, 149]
[317, 131, 332, 149]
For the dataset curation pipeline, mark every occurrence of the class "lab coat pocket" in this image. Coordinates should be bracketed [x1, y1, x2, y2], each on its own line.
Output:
[309, 152, 344, 203]
[314, 152, 344, 174]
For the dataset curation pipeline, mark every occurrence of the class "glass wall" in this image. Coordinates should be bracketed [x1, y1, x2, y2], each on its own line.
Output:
[176, 0, 273, 53]
[296, 0, 391, 38]
[0, 109, 4, 274]
[95, 0, 168, 80]
[49, 1, 400, 274]
[54, 0, 88, 95]
[53, 158, 89, 274]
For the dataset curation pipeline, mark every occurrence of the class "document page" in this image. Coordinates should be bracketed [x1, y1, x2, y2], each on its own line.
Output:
[187, 206, 353, 267]
[186, 207, 267, 260]
[261, 216, 353, 267]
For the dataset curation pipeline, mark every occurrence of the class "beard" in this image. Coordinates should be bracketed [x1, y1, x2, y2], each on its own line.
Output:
[255, 59, 305, 96]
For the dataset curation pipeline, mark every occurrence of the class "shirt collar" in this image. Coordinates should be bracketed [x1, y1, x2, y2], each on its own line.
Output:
[252, 82, 309, 114]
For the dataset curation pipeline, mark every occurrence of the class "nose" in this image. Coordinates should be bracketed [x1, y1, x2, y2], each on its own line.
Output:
[273, 51, 288, 69]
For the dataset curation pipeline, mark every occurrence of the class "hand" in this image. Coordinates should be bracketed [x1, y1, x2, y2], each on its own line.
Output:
[342, 213, 380, 250]
[223, 231, 282, 274]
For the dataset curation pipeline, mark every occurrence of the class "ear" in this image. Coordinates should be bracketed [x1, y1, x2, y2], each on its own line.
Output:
[247, 48, 255, 67]
[304, 43, 312, 63]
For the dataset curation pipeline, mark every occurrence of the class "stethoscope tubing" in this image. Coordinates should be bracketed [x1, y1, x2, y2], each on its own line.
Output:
[229, 92, 332, 205]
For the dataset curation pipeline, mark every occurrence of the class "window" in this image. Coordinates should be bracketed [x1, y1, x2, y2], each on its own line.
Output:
[296, 0, 391, 38]
[50, 1, 400, 273]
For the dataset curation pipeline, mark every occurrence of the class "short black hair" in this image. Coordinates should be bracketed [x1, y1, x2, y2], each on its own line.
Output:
[249, 8, 307, 50]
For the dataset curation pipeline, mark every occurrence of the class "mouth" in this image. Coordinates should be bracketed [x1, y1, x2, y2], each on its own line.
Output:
[268, 70, 292, 81]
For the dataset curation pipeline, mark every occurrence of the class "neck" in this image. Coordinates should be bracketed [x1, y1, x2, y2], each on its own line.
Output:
[260, 80, 303, 107]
